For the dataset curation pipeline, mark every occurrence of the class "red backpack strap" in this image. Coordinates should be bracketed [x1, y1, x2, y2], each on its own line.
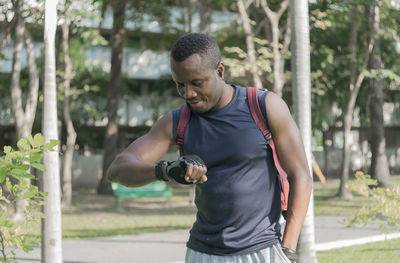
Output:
[246, 87, 289, 211]
[176, 105, 191, 157]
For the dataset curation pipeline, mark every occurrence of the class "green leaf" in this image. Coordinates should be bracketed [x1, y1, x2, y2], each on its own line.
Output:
[5, 178, 12, 192]
[17, 164, 30, 171]
[29, 153, 43, 162]
[10, 169, 35, 179]
[28, 134, 34, 145]
[31, 163, 46, 172]
[3, 146, 12, 154]
[17, 138, 29, 151]
[0, 169, 6, 183]
[11, 168, 29, 176]
[23, 190, 36, 199]
[0, 220, 15, 228]
[45, 139, 59, 151]
[32, 134, 45, 148]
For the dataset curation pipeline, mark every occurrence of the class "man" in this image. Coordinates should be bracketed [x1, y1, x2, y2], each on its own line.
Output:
[107, 33, 312, 263]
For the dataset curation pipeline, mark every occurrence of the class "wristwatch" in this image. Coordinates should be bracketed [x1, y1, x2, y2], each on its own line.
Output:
[281, 246, 297, 263]
[155, 160, 169, 181]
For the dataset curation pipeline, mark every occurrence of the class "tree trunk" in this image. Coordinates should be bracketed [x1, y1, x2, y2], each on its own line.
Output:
[42, 0, 62, 262]
[260, 0, 289, 96]
[289, 0, 317, 262]
[10, 0, 26, 140]
[237, 0, 263, 90]
[10, 0, 40, 221]
[338, 107, 354, 199]
[24, 29, 39, 132]
[199, 0, 211, 34]
[338, 6, 358, 199]
[61, 0, 77, 208]
[338, 3, 377, 198]
[98, 1, 126, 195]
[367, 1, 391, 187]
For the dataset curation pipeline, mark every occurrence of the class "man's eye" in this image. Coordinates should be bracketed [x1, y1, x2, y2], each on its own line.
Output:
[192, 81, 203, 87]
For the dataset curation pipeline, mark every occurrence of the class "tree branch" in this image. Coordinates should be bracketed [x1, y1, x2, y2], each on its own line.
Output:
[0, 16, 15, 56]
[254, 18, 268, 36]
[237, 0, 263, 89]
[281, 14, 291, 56]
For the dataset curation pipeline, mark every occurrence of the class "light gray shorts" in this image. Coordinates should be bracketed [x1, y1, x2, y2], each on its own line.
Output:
[185, 243, 291, 263]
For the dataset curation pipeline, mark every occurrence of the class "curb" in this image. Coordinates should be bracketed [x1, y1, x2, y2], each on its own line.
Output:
[315, 231, 400, 251]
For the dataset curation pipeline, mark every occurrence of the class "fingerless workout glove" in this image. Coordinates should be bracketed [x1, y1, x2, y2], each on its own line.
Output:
[281, 247, 298, 263]
[155, 155, 206, 185]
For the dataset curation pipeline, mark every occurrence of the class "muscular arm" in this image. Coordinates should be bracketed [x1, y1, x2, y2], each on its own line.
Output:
[106, 113, 174, 187]
[265, 92, 312, 251]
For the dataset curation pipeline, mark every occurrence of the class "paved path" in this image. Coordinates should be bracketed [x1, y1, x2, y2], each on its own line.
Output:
[15, 216, 400, 263]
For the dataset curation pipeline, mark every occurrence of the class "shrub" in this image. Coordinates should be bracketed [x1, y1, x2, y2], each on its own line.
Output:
[0, 134, 58, 263]
[346, 171, 400, 231]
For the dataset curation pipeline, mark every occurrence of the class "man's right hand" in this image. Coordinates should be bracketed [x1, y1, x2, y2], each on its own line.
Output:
[156, 155, 207, 184]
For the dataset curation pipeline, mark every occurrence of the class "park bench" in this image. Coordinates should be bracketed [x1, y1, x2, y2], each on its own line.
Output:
[111, 181, 173, 209]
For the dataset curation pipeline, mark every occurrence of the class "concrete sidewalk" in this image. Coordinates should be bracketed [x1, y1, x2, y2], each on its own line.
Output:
[15, 216, 400, 263]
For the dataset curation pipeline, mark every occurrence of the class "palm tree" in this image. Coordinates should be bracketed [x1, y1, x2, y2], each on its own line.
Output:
[42, 0, 62, 262]
[289, 0, 317, 262]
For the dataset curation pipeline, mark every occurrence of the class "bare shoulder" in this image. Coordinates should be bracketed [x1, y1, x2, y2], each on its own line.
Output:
[264, 91, 294, 133]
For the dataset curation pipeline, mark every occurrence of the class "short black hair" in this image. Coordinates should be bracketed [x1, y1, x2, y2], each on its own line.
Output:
[171, 33, 221, 68]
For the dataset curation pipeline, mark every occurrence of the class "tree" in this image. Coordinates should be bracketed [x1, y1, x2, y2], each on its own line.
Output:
[42, 0, 62, 262]
[367, 0, 391, 188]
[260, 0, 290, 96]
[60, 0, 77, 208]
[199, 0, 212, 34]
[338, 2, 377, 199]
[97, 0, 127, 195]
[9, 0, 40, 221]
[289, 0, 317, 262]
[236, 0, 264, 90]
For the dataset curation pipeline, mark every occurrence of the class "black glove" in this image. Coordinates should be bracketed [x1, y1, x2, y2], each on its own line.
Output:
[155, 155, 206, 185]
[281, 247, 297, 263]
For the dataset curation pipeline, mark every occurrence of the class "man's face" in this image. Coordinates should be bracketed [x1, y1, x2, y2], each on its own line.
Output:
[171, 54, 222, 113]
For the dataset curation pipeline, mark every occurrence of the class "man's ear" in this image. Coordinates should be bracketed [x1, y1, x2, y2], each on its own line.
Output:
[216, 62, 224, 78]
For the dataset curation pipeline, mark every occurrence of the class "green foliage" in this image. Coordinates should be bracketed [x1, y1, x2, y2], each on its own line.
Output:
[346, 171, 400, 231]
[0, 134, 58, 263]
[223, 38, 273, 85]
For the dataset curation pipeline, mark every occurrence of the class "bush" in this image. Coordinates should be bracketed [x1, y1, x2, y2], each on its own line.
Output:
[0, 134, 57, 263]
[346, 171, 400, 231]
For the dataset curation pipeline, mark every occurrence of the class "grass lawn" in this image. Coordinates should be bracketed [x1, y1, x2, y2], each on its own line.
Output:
[27, 186, 197, 239]
[317, 238, 400, 263]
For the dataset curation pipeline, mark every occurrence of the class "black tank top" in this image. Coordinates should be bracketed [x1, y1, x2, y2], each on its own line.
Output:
[172, 85, 281, 255]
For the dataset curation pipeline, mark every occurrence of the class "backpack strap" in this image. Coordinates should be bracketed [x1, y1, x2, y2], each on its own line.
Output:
[246, 87, 289, 211]
[176, 105, 191, 157]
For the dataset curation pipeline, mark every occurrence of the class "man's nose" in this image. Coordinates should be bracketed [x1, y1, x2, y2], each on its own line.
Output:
[183, 85, 197, 99]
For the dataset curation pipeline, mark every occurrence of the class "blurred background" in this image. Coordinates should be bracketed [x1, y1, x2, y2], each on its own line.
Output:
[1, 1, 400, 262]
[1, 0, 399, 196]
